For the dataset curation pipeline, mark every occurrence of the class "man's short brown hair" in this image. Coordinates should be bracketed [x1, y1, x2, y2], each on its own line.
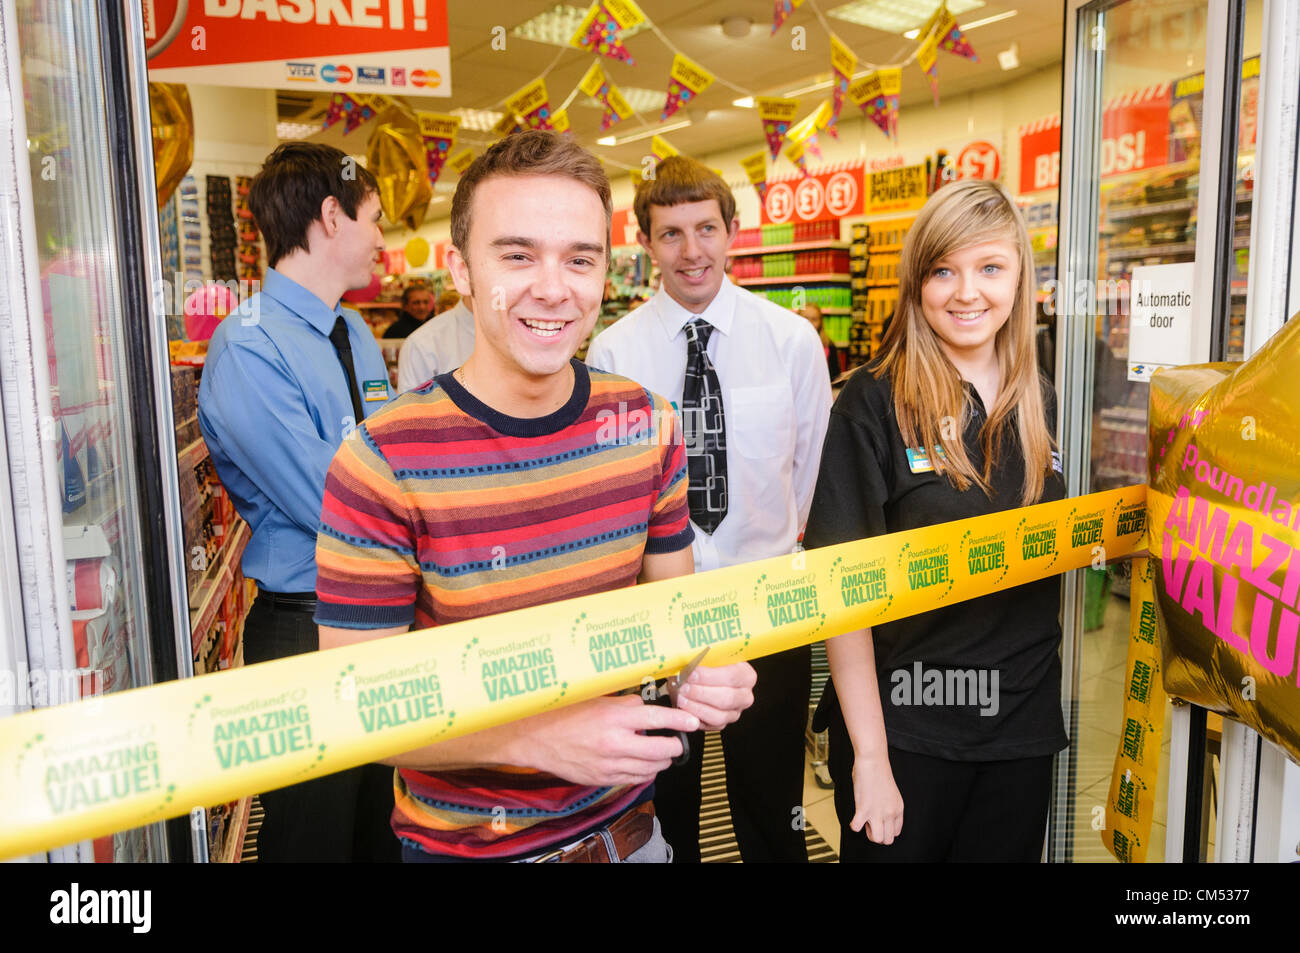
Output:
[633, 156, 737, 236]
[450, 130, 612, 263]
[249, 141, 379, 267]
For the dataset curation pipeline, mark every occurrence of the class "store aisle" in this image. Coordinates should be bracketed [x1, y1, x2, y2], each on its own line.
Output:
[698, 731, 839, 863]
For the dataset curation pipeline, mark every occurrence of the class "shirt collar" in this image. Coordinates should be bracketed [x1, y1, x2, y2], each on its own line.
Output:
[652, 277, 737, 342]
[262, 268, 346, 336]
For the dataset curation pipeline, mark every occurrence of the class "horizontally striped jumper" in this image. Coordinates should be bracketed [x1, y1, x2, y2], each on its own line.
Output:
[315, 359, 692, 859]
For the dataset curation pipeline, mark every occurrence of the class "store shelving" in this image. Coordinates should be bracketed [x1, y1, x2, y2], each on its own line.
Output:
[737, 272, 852, 286]
[727, 241, 851, 256]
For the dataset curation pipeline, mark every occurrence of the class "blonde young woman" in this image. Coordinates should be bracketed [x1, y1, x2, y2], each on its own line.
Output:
[804, 179, 1065, 862]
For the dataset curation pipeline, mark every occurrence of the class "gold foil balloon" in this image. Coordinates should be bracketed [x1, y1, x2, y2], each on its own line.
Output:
[365, 116, 432, 232]
[149, 82, 193, 207]
[405, 237, 430, 268]
[1147, 313, 1300, 761]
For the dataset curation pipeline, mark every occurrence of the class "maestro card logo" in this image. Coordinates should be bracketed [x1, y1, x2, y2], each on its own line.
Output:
[285, 62, 316, 82]
[357, 67, 385, 86]
[321, 64, 354, 84]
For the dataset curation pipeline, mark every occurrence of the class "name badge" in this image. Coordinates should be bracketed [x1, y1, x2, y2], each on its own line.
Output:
[905, 446, 946, 474]
[363, 379, 389, 402]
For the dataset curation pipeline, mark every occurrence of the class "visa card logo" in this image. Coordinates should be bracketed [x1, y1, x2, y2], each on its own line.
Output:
[286, 62, 315, 81]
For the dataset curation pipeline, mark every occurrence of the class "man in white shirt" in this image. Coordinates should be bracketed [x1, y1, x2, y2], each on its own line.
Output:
[586, 157, 831, 862]
[396, 295, 475, 392]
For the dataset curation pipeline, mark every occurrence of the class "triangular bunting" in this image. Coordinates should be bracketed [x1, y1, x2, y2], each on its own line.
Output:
[936, 7, 979, 61]
[757, 97, 799, 160]
[771, 0, 805, 34]
[827, 34, 856, 137]
[570, 0, 646, 65]
[662, 53, 714, 121]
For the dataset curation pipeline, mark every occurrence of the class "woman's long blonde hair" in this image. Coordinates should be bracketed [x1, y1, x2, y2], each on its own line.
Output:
[872, 178, 1054, 506]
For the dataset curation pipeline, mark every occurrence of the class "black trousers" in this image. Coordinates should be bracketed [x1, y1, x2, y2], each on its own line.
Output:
[654, 645, 811, 863]
[242, 596, 400, 863]
[826, 711, 1053, 862]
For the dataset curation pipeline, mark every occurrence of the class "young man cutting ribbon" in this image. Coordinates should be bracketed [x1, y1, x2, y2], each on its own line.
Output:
[314, 131, 756, 863]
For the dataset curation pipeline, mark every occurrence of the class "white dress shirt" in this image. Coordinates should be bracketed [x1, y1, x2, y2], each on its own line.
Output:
[586, 279, 832, 572]
[396, 301, 476, 392]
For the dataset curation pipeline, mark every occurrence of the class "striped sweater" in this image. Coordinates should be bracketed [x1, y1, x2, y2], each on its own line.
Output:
[315, 359, 692, 859]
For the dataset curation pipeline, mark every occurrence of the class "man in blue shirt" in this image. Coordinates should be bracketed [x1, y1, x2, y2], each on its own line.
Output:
[198, 142, 397, 862]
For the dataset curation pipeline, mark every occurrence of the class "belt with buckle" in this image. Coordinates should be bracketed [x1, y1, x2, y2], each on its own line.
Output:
[529, 802, 656, 863]
[257, 590, 318, 612]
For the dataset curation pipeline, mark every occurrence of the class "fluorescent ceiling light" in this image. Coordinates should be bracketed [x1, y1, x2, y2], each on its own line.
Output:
[450, 107, 505, 132]
[829, 0, 984, 35]
[276, 120, 321, 140]
[785, 77, 834, 97]
[904, 8, 1016, 38]
[998, 41, 1019, 70]
[596, 118, 692, 147]
[732, 96, 755, 108]
[576, 86, 664, 114]
[511, 4, 648, 48]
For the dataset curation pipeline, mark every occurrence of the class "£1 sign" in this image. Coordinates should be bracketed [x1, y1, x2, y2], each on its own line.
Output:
[761, 162, 864, 224]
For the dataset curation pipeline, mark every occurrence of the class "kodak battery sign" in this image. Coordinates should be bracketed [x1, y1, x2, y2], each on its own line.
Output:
[145, 0, 451, 96]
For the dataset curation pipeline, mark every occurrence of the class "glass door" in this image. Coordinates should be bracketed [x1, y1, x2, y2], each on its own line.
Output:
[1052, 0, 1262, 862]
[0, 0, 190, 861]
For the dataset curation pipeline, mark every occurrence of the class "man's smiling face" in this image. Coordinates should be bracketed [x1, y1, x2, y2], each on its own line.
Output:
[448, 173, 608, 379]
[639, 199, 738, 313]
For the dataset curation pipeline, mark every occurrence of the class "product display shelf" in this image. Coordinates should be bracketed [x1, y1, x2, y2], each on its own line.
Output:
[217, 795, 253, 864]
[727, 240, 851, 256]
[188, 517, 251, 659]
[737, 272, 851, 286]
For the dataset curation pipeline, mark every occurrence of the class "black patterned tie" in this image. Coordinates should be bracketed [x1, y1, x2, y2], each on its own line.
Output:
[329, 315, 365, 424]
[681, 318, 727, 534]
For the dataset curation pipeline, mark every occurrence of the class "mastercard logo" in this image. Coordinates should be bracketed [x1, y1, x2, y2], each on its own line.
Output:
[410, 69, 442, 89]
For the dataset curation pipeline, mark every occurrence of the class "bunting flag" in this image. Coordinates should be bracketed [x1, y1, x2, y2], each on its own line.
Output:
[918, 32, 941, 105]
[505, 78, 555, 131]
[492, 112, 524, 137]
[570, 0, 645, 65]
[771, 0, 805, 34]
[784, 138, 809, 177]
[662, 53, 715, 121]
[849, 68, 902, 141]
[935, 6, 979, 61]
[416, 112, 460, 187]
[578, 61, 635, 131]
[344, 95, 377, 134]
[757, 97, 799, 160]
[551, 108, 571, 134]
[827, 35, 856, 137]
[786, 101, 830, 164]
[448, 148, 476, 176]
[650, 135, 679, 163]
[740, 150, 768, 202]
[324, 93, 377, 134]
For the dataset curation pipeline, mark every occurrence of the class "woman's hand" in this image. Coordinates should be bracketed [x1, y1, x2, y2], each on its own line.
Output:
[850, 751, 904, 845]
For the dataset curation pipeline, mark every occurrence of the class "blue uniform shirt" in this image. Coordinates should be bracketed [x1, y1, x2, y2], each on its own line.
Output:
[198, 268, 391, 593]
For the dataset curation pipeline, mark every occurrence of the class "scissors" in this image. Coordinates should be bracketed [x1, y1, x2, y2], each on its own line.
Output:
[647, 647, 710, 766]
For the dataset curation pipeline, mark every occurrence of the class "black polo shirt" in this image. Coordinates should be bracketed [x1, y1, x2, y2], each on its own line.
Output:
[805, 367, 1068, 761]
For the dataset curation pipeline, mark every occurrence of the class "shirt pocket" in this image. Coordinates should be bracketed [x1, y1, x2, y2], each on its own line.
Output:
[728, 385, 794, 460]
